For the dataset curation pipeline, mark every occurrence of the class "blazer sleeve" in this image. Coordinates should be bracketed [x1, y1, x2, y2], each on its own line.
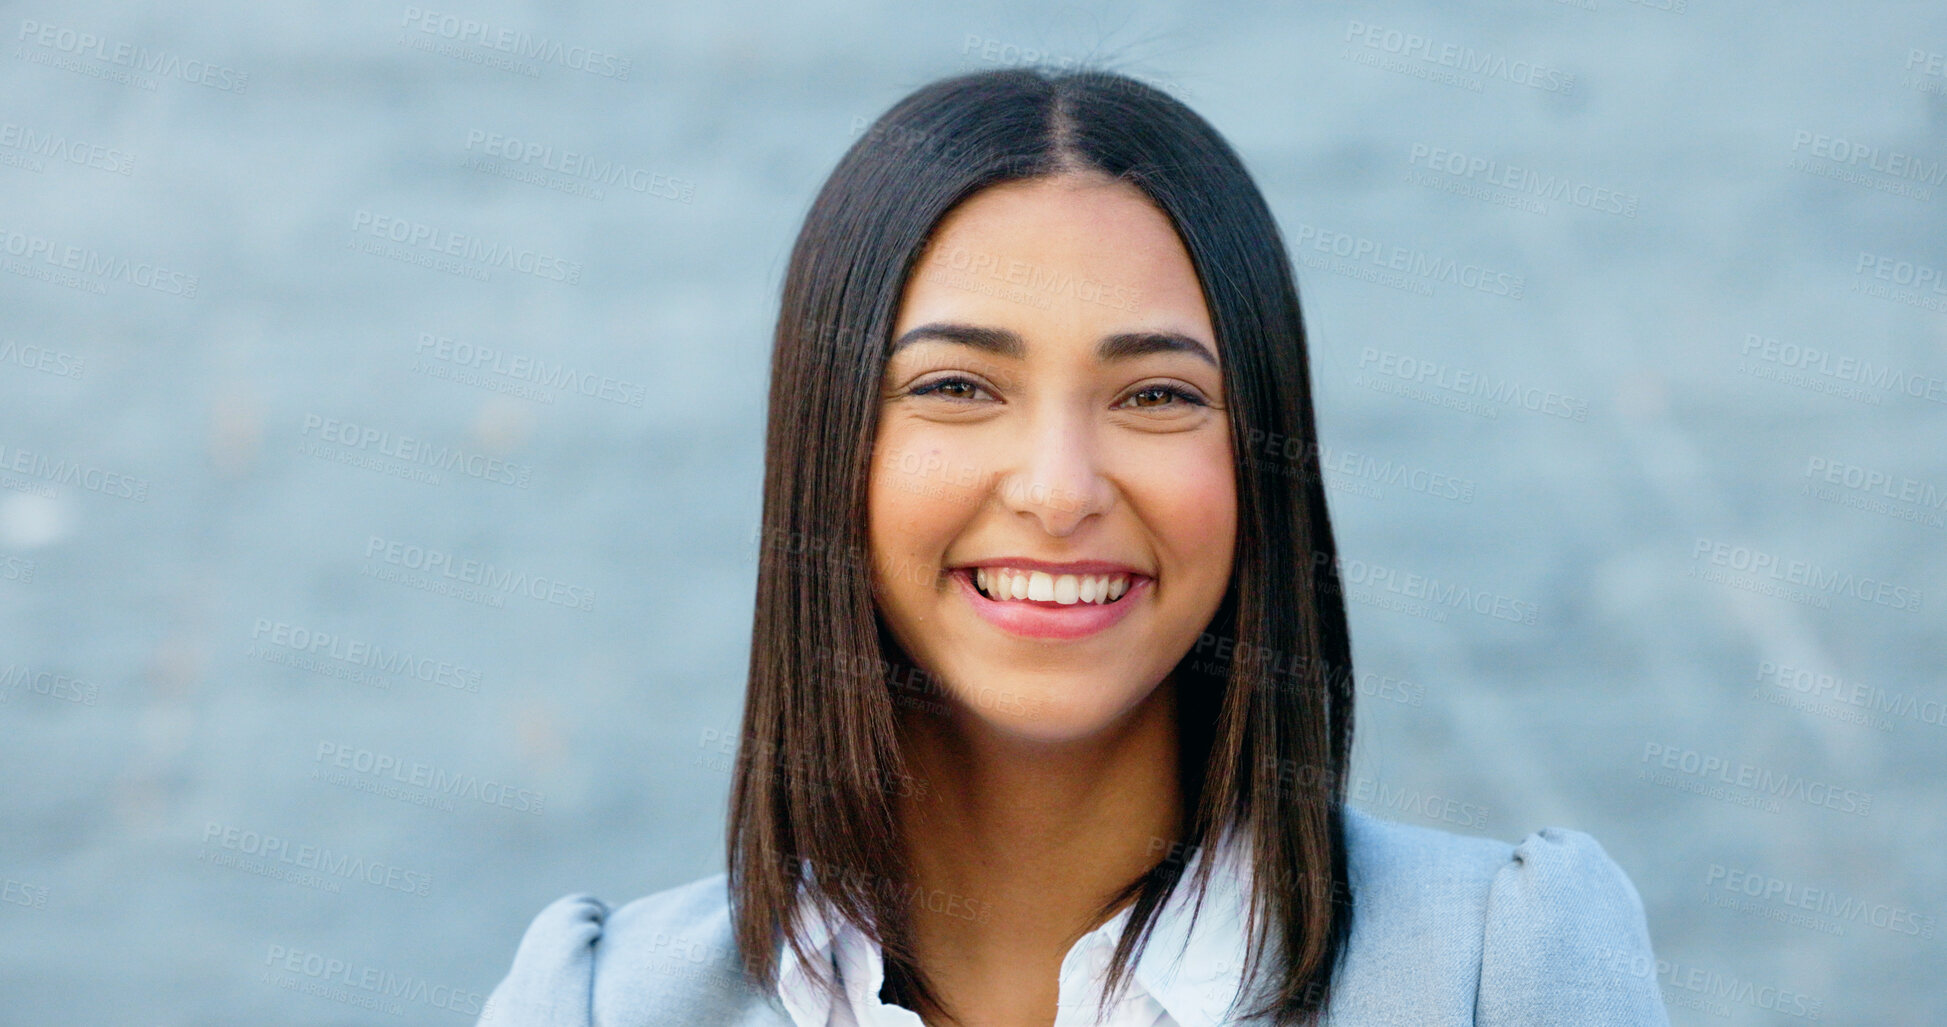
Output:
[476, 893, 609, 1027]
[1475, 828, 1670, 1027]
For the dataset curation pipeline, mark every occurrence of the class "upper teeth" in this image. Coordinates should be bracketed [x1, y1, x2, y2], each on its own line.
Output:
[974, 568, 1133, 605]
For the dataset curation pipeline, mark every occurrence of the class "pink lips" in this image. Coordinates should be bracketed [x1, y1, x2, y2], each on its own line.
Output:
[952, 567, 1150, 640]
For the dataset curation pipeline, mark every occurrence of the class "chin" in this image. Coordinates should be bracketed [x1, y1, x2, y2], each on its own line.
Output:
[939, 669, 1161, 745]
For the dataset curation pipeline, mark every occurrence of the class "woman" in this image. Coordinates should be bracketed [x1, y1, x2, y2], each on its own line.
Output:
[476, 68, 1669, 1026]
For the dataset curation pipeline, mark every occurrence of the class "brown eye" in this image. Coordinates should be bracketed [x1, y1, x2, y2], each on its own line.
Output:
[910, 376, 991, 402]
[1123, 384, 1208, 409]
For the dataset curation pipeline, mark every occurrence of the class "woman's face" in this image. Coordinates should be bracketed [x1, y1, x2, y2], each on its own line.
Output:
[868, 172, 1237, 743]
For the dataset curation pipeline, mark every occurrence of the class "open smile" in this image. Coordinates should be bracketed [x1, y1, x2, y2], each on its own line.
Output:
[950, 567, 1151, 640]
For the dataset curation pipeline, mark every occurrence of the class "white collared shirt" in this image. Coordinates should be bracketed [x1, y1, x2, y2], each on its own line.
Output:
[776, 833, 1258, 1027]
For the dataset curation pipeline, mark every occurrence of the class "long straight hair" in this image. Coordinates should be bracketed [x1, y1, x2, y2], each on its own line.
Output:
[727, 67, 1356, 1025]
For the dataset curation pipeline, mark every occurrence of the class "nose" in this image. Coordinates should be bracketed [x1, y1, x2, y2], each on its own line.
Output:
[995, 409, 1115, 536]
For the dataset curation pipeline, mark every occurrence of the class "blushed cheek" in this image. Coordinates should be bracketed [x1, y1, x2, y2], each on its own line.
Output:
[886, 430, 993, 503]
[1155, 442, 1237, 572]
[869, 427, 979, 590]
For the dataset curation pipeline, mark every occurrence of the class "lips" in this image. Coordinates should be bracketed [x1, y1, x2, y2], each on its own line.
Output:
[952, 566, 1149, 641]
[972, 567, 1134, 605]
[952, 558, 1150, 577]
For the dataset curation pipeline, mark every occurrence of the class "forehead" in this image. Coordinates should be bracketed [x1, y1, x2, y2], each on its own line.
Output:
[895, 174, 1217, 358]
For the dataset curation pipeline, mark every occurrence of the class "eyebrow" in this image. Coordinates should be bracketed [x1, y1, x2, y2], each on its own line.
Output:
[888, 322, 1219, 369]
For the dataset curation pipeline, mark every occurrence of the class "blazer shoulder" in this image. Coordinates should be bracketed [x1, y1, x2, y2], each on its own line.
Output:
[602, 872, 737, 951]
[478, 874, 787, 1027]
[1344, 803, 1515, 903]
[1475, 827, 1670, 1026]
[1331, 806, 1519, 1022]
[594, 873, 786, 1024]
[476, 892, 608, 1026]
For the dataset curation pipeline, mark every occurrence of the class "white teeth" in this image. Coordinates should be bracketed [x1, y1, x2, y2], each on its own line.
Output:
[1053, 574, 1078, 604]
[1027, 571, 1054, 601]
[971, 567, 1136, 606]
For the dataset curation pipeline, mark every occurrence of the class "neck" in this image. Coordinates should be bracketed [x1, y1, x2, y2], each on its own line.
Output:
[890, 676, 1183, 1012]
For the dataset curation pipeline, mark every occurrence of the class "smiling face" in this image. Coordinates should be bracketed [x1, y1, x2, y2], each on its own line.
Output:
[867, 172, 1238, 744]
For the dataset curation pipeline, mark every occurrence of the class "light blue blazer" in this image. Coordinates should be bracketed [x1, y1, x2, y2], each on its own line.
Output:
[475, 806, 1669, 1025]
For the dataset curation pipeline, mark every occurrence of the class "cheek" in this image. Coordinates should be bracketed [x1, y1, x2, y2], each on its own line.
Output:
[1138, 438, 1237, 572]
[868, 425, 985, 573]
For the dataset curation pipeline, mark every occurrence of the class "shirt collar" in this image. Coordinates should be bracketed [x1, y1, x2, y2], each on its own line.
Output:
[774, 830, 1261, 1027]
[1122, 827, 1261, 1027]
[775, 871, 843, 1027]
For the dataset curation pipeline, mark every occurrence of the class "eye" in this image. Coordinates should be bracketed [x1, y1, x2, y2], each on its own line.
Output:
[1121, 383, 1210, 410]
[903, 376, 1215, 410]
[908, 375, 992, 402]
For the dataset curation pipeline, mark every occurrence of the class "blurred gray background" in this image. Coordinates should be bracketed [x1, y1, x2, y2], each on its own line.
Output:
[2, 1, 1942, 1023]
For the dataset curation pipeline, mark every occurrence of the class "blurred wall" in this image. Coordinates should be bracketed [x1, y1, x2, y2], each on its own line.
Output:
[1, 1, 1942, 1023]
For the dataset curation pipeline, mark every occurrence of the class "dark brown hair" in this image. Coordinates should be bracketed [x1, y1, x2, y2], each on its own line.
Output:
[728, 66, 1356, 1025]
